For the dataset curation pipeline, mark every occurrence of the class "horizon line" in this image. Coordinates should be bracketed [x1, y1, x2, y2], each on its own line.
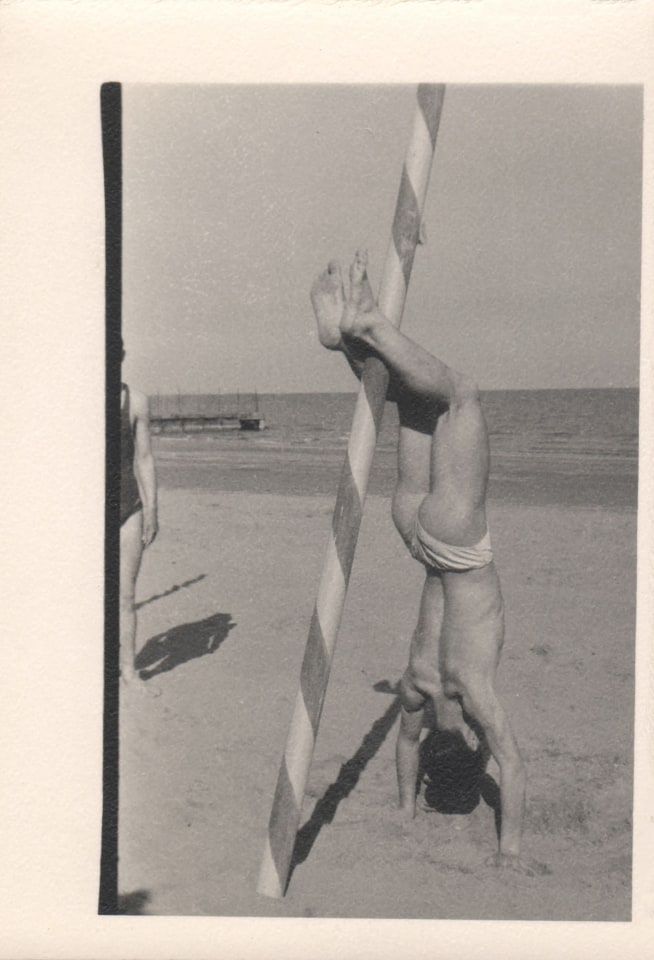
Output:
[146, 384, 639, 397]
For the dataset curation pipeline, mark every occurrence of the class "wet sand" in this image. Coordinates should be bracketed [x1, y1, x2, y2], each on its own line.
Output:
[118, 445, 636, 919]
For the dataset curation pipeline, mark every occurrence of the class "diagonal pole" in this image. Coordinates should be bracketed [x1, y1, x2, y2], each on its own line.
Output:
[257, 85, 447, 898]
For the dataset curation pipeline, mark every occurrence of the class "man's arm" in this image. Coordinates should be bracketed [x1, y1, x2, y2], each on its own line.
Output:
[132, 388, 158, 546]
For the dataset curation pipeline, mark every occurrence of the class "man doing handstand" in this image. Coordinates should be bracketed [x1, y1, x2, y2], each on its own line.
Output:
[311, 250, 545, 875]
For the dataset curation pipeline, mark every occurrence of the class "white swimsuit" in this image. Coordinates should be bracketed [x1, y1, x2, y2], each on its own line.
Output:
[409, 516, 493, 572]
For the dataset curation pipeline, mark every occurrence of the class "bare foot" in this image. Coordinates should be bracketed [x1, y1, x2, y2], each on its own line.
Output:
[348, 250, 376, 310]
[311, 251, 401, 401]
[486, 852, 551, 877]
[121, 669, 161, 698]
[436, 696, 479, 752]
[310, 260, 346, 349]
[341, 249, 383, 342]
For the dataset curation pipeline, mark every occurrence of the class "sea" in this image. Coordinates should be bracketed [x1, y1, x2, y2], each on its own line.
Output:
[151, 389, 639, 510]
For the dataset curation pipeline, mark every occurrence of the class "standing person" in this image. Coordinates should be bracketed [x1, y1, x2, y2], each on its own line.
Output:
[310, 251, 546, 875]
[120, 345, 159, 691]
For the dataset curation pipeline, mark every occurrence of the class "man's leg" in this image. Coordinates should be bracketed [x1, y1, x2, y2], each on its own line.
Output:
[340, 251, 469, 409]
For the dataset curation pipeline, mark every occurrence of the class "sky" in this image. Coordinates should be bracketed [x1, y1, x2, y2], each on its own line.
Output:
[122, 84, 643, 395]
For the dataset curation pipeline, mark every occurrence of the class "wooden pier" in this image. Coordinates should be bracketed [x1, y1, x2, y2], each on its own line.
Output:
[150, 393, 266, 434]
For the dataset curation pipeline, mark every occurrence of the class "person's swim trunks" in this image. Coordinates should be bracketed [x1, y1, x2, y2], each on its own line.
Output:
[409, 516, 493, 572]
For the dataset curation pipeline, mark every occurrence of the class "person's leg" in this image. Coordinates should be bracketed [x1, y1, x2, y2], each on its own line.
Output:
[341, 250, 465, 406]
[120, 510, 144, 686]
[342, 251, 489, 541]
[310, 252, 448, 534]
[311, 249, 469, 414]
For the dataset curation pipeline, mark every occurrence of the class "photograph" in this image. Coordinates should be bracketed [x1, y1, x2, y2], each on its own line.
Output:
[110, 82, 640, 920]
[4, 2, 653, 958]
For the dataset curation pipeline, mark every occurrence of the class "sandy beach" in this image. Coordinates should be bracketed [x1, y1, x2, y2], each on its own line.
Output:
[117, 435, 635, 921]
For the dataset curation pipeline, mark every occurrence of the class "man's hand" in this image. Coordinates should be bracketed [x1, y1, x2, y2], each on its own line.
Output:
[142, 512, 159, 548]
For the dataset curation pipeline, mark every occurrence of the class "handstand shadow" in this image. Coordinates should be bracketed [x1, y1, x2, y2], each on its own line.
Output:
[288, 694, 402, 884]
[419, 727, 501, 835]
[135, 573, 207, 611]
[135, 611, 236, 679]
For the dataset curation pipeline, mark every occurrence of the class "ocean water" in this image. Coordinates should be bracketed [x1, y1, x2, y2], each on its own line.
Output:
[151, 389, 639, 509]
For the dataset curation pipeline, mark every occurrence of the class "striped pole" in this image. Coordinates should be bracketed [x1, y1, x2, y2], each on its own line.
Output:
[257, 85, 446, 898]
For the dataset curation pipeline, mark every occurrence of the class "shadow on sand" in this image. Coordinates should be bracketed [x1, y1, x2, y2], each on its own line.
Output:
[135, 611, 236, 679]
[288, 694, 402, 884]
[287, 681, 502, 886]
[116, 889, 151, 915]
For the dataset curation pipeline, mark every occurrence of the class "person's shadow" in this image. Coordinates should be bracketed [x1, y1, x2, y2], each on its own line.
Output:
[135, 612, 235, 679]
